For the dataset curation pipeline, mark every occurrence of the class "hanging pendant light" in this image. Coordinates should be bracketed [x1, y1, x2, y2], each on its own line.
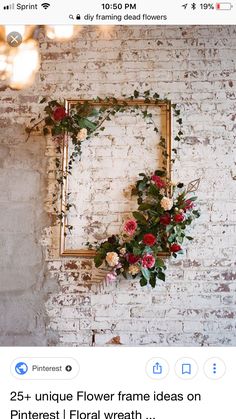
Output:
[0, 25, 77, 89]
[8, 39, 40, 90]
[45, 25, 75, 40]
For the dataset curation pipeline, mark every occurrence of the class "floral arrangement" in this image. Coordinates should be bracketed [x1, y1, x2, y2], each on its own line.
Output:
[26, 91, 200, 289]
[93, 172, 200, 288]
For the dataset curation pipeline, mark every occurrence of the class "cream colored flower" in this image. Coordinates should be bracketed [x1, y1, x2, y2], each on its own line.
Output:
[128, 264, 140, 276]
[160, 196, 173, 211]
[170, 180, 178, 187]
[106, 252, 119, 267]
[119, 248, 126, 256]
[159, 188, 165, 196]
[77, 128, 87, 141]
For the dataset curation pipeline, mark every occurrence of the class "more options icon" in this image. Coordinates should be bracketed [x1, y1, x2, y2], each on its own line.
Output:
[204, 357, 226, 380]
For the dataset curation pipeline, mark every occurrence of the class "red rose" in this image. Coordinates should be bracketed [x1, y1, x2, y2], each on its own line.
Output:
[184, 199, 194, 212]
[143, 233, 156, 246]
[160, 213, 171, 225]
[170, 243, 182, 253]
[53, 106, 67, 121]
[151, 174, 166, 189]
[174, 213, 185, 223]
[127, 254, 140, 264]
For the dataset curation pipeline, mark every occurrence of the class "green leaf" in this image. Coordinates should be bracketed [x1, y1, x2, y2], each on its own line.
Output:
[137, 181, 146, 192]
[141, 267, 150, 281]
[158, 271, 166, 282]
[44, 105, 52, 115]
[155, 258, 165, 268]
[138, 203, 153, 211]
[80, 118, 96, 130]
[186, 236, 193, 240]
[154, 170, 165, 176]
[94, 254, 103, 268]
[149, 275, 157, 288]
[40, 97, 46, 104]
[167, 234, 176, 243]
[133, 247, 142, 256]
[140, 277, 148, 287]
[132, 211, 147, 225]
[144, 246, 153, 254]
[138, 173, 146, 177]
[45, 116, 54, 126]
[134, 90, 139, 98]
[52, 125, 62, 135]
[148, 183, 160, 197]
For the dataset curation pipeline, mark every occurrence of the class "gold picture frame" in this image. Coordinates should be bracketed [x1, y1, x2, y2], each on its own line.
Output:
[60, 99, 172, 257]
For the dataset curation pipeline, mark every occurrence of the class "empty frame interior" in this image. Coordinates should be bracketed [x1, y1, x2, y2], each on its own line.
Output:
[60, 99, 172, 257]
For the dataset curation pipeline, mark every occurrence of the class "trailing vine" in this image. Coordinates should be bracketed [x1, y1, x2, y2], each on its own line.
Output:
[26, 90, 184, 233]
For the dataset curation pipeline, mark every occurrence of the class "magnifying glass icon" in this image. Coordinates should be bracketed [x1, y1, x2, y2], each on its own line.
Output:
[69, 14, 74, 20]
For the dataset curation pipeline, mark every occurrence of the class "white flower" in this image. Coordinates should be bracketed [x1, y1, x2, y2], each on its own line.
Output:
[106, 252, 119, 267]
[77, 128, 87, 141]
[160, 196, 173, 211]
[159, 188, 165, 195]
[128, 265, 140, 276]
[119, 247, 126, 256]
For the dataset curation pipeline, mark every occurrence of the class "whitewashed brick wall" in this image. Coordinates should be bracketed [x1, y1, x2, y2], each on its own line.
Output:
[0, 25, 236, 346]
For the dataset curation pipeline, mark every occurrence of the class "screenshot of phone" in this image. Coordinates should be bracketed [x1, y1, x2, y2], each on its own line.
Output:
[0, 1, 235, 418]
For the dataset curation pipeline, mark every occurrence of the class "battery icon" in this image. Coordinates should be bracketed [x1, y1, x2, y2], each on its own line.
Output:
[216, 2, 233, 9]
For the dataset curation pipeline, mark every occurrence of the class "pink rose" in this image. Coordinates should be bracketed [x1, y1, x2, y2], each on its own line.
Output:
[142, 254, 156, 269]
[124, 219, 137, 235]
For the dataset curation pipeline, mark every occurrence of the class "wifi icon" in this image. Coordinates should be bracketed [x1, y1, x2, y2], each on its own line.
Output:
[41, 2, 50, 9]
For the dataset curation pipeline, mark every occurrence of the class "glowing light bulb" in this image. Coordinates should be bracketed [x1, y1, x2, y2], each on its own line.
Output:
[45, 25, 75, 40]
[9, 40, 40, 90]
